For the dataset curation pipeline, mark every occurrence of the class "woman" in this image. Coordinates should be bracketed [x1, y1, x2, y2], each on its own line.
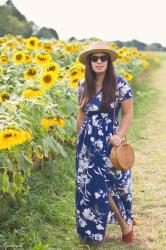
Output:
[75, 41, 134, 244]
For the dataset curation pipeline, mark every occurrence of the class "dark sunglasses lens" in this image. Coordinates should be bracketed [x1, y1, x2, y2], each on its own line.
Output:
[90, 55, 109, 62]
[100, 55, 109, 61]
[90, 56, 98, 62]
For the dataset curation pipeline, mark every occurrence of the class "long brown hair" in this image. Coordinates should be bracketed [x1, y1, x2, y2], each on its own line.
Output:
[80, 53, 117, 112]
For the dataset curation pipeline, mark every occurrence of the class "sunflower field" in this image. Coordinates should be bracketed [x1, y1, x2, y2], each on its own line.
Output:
[0, 35, 160, 200]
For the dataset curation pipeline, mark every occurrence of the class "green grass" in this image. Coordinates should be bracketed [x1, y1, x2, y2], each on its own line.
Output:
[0, 57, 165, 250]
[0, 148, 78, 249]
[127, 72, 160, 149]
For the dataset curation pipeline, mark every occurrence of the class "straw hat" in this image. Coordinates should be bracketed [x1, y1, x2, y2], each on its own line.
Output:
[79, 41, 118, 65]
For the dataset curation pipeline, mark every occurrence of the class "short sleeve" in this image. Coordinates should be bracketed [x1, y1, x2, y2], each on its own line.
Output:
[118, 76, 134, 102]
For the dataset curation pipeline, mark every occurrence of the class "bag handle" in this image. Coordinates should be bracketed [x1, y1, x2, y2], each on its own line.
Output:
[113, 102, 116, 135]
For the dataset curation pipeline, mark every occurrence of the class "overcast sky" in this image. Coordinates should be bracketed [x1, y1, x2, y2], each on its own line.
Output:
[1, 0, 166, 46]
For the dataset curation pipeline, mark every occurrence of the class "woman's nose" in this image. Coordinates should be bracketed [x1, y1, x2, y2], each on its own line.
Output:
[97, 58, 102, 63]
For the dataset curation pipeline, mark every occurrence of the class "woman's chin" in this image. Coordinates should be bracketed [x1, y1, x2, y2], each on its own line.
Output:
[95, 69, 106, 74]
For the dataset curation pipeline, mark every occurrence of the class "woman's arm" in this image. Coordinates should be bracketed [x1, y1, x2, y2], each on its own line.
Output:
[109, 99, 133, 146]
[76, 108, 86, 135]
[117, 99, 133, 138]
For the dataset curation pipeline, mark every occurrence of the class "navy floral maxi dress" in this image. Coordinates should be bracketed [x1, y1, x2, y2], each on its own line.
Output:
[75, 75, 134, 244]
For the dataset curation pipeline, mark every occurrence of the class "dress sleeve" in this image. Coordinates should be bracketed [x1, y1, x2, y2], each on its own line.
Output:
[118, 76, 134, 102]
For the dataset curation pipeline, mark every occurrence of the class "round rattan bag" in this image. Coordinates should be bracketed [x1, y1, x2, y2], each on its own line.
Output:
[110, 141, 135, 171]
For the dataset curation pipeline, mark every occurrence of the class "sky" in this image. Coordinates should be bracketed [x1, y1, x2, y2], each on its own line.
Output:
[1, 0, 166, 46]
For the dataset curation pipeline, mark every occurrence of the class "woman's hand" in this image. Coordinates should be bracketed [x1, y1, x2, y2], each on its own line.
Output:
[109, 134, 123, 147]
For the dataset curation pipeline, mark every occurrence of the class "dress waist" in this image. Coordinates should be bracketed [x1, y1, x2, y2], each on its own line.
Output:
[86, 111, 112, 117]
[86, 111, 102, 116]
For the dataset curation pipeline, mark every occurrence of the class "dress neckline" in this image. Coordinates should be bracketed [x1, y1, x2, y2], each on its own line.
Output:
[95, 88, 102, 95]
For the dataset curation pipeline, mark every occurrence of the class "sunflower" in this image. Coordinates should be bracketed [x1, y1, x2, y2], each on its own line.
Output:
[16, 37, 24, 44]
[26, 36, 39, 50]
[124, 72, 133, 81]
[45, 62, 60, 77]
[19, 130, 32, 143]
[68, 69, 83, 80]
[0, 38, 6, 44]
[40, 118, 55, 129]
[34, 53, 52, 66]
[68, 63, 84, 80]
[142, 60, 150, 68]
[6, 41, 18, 49]
[69, 77, 80, 88]
[64, 43, 82, 53]
[117, 47, 128, 55]
[0, 91, 10, 102]
[24, 54, 33, 64]
[109, 42, 119, 50]
[23, 67, 38, 80]
[40, 117, 65, 129]
[121, 55, 130, 63]
[39, 72, 57, 89]
[57, 69, 66, 81]
[0, 128, 32, 149]
[21, 88, 44, 99]
[13, 51, 26, 64]
[0, 55, 9, 64]
[131, 48, 139, 56]
[64, 44, 73, 53]
[42, 42, 53, 52]
[54, 118, 65, 128]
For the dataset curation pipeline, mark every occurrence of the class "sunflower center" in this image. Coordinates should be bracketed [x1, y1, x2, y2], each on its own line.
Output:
[4, 133, 12, 138]
[2, 56, 8, 62]
[71, 71, 77, 76]
[45, 45, 51, 49]
[16, 54, 22, 60]
[48, 66, 55, 71]
[2, 93, 10, 101]
[30, 40, 35, 46]
[43, 75, 52, 83]
[28, 69, 37, 76]
[38, 56, 46, 61]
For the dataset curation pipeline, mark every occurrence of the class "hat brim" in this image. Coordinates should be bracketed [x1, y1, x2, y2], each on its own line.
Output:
[79, 48, 118, 65]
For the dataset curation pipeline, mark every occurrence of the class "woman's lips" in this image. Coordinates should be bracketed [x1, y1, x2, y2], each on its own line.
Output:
[96, 66, 103, 69]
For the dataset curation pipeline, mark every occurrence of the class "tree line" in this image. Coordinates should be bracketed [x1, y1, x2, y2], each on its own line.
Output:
[0, 0, 59, 39]
[0, 0, 166, 51]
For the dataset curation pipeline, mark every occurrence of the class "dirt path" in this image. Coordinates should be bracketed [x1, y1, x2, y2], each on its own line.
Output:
[131, 54, 166, 249]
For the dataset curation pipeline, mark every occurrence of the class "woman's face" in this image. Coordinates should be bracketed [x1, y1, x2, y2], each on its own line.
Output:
[90, 52, 109, 74]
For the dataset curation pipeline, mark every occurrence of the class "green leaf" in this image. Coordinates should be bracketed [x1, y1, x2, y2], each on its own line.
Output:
[47, 135, 67, 158]
[0, 153, 13, 168]
[41, 138, 50, 155]
[21, 151, 33, 165]
[1, 173, 9, 193]
[9, 182, 18, 194]
[14, 150, 32, 170]
[14, 173, 24, 187]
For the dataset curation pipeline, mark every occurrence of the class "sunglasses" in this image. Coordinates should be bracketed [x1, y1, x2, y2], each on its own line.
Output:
[90, 54, 109, 62]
